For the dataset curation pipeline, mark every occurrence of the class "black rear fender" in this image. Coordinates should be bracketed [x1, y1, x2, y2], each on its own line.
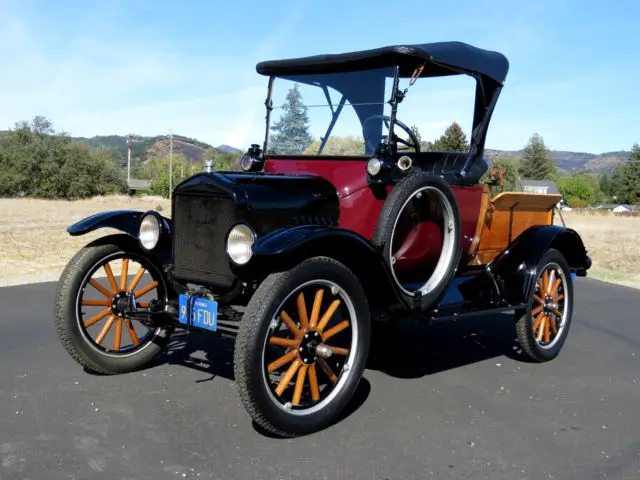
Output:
[489, 225, 591, 304]
[238, 226, 408, 310]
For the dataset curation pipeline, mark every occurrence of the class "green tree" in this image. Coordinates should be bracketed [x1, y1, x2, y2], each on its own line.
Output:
[428, 122, 470, 152]
[0, 116, 125, 199]
[614, 143, 640, 204]
[268, 84, 314, 154]
[518, 133, 557, 180]
[148, 154, 190, 198]
[303, 136, 365, 155]
[557, 172, 604, 206]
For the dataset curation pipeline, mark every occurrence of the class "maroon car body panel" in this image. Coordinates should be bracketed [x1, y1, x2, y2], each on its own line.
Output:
[265, 157, 485, 268]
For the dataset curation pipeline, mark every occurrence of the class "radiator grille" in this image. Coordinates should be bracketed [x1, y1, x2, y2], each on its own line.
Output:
[172, 195, 237, 285]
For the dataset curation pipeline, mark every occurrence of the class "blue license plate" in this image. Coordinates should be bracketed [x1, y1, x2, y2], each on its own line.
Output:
[178, 294, 218, 331]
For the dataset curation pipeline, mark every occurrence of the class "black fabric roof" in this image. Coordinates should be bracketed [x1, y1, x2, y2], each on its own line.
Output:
[256, 41, 509, 84]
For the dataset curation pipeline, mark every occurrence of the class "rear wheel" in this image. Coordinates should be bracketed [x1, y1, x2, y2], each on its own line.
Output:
[234, 257, 370, 437]
[515, 248, 574, 362]
[54, 235, 173, 374]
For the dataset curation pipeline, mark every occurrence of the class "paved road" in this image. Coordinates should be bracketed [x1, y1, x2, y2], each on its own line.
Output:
[1, 278, 639, 480]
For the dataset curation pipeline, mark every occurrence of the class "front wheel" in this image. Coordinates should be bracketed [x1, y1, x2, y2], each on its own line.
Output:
[234, 257, 371, 437]
[54, 234, 174, 374]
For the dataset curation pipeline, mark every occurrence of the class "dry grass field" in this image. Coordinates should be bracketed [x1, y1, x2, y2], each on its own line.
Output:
[0, 196, 638, 289]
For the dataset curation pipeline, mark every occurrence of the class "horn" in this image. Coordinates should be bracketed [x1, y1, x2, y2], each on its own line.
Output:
[397, 155, 413, 171]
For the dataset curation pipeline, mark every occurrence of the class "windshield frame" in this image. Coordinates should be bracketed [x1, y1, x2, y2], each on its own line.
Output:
[262, 66, 402, 159]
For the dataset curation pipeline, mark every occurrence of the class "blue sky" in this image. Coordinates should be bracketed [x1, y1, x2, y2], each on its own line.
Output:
[1, 0, 638, 154]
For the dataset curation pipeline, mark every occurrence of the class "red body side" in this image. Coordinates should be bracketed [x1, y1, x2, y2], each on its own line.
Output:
[265, 158, 483, 266]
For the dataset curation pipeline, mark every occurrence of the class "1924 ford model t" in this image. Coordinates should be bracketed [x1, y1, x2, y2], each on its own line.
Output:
[55, 41, 591, 437]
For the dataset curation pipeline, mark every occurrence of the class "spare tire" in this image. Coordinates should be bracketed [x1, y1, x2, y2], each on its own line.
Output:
[372, 171, 462, 311]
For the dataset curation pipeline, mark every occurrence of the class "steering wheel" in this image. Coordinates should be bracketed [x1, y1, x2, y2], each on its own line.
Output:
[362, 115, 421, 154]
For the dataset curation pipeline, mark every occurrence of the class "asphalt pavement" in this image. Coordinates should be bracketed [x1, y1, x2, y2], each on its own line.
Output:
[0, 278, 639, 480]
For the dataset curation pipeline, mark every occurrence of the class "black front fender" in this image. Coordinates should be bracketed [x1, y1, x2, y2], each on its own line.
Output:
[235, 226, 410, 310]
[489, 225, 591, 304]
[67, 209, 171, 238]
[67, 209, 172, 264]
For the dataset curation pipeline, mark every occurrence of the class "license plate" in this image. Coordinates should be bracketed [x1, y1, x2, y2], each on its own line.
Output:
[178, 294, 218, 331]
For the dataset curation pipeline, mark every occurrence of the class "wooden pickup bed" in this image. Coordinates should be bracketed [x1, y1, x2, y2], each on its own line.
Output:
[469, 187, 563, 265]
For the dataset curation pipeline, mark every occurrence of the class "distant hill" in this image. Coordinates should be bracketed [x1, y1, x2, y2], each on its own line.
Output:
[485, 149, 630, 175]
[72, 134, 221, 167]
[216, 144, 242, 154]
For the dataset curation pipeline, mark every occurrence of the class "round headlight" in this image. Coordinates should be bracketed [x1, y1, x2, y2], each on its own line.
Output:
[367, 157, 382, 176]
[240, 154, 254, 171]
[226, 223, 255, 265]
[139, 214, 160, 250]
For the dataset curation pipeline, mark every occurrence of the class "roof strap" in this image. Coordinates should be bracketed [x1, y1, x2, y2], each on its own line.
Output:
[409, 63, 425, 86]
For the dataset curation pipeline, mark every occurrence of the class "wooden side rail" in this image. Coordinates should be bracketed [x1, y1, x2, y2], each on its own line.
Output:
[469, 191, 563, 265]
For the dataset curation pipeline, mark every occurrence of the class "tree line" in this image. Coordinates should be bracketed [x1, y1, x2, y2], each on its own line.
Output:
[269, 85, 640, 207]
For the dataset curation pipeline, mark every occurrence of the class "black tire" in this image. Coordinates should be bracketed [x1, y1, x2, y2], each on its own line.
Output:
[234, 256, 371, 437]
[515, 248, 574, 362]
[372, 171, 462, 310]
[54, 234, 173, 375]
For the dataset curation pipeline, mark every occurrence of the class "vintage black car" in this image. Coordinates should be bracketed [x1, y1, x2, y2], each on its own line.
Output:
[55, 41, 591, 437]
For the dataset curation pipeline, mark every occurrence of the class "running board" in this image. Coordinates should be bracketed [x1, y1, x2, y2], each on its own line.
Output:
[426, 302, 527, 322]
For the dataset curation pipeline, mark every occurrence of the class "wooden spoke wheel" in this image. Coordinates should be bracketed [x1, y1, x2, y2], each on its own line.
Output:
[515, 248, 574, 362]
[55, 235, 173, 374]
[234, 257, 370, 437]
[76, 253, 162, 356]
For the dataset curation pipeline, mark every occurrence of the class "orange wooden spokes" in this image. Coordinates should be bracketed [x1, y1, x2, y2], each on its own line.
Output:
[275, 359, 302, 396]
[322, 320, 349, 342]
[82, 299, 110, 307]
[95, 315, 116, 344]
[113, 318, 123, 350]
[317, 358, 336, 383]
[308, 365, 320, 401]
[119, 258, 129, 291]
[549, 278, 561, 296]
[316, 299, 342, 332]
[84, 308, 111, 328]
[103, 263, 119, 293]
[134, 281, 158, 298]
[536, 317, 546, 341]
[327, 346, 349, 356]
[532, 312, 545, 333]
[269, 337, 298, 349]
[544, 318, 551, 343]
[128, 267, 146, 292]
[548, 316, 558, 335]
[547, 270, 556, 294]
[309, 289, 324, 328]
[280, 310, 302, 338]
[554, 294, 564, 303]
[533, 294, 544, 304]
[90, 279, 113, 298]
[296, 292, 309, 331]
[531, 304, 544, 316]
[543, 271, 549, 294]
[268, 349, 298, 373]
[292, 364, 308, 405]
[125, 320, 139, 346]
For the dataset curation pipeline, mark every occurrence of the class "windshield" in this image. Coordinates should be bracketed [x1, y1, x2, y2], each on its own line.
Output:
[265, 67, 398, 156]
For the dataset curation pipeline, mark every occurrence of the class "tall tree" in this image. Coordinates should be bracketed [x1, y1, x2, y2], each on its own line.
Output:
[268, 84, 314, 154]
[615, 143, 640, 204]
[518, 133, 557, 180]
[429, 122, 470, 152]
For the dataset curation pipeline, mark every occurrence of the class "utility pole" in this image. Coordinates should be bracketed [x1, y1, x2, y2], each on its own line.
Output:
[169, 130, 173, 194]
[126, 134, 132, 184]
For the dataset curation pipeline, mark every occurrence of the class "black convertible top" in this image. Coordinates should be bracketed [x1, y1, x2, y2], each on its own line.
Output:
[256, 41, 509, 85]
